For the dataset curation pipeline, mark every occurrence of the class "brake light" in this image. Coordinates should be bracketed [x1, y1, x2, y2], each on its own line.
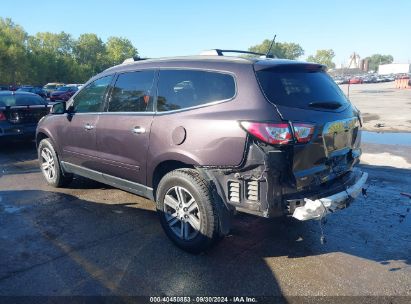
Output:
[292, 123, 315, 143]
[0, 111, 6, 121]
[240, 122, 293, 145]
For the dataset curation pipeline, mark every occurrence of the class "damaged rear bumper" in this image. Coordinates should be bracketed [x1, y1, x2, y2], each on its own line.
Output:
[198, 141, 365, 219]
[291, 168, 368, 220]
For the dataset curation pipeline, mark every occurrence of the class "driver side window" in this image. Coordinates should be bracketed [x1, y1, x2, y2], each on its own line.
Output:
[72, 75, 113, 113]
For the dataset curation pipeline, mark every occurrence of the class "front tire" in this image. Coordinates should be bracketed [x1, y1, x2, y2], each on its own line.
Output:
[38, 138, 72, 187]
[156, 169, 223, 254]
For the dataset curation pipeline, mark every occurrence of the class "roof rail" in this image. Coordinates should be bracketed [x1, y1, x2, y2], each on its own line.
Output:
[200, 49, 274, 58]
[122, 56, 149, 64]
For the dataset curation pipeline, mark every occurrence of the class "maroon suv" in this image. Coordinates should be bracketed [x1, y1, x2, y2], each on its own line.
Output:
[36, 54, 368, 253]
[49, 86, 78, 102]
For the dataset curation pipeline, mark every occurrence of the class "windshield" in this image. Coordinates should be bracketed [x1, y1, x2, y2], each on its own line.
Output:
[0, 94, 46, 107]
[44, 85, 57, 89]
[256, 68, 350, 110]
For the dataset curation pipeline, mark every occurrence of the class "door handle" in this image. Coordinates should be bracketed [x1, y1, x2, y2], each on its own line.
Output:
[132, 126, 146, 134]
[84, 123, 94, 131]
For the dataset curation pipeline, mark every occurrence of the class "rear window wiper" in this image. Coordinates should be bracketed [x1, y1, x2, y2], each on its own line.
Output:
[308, 101, 343, 109]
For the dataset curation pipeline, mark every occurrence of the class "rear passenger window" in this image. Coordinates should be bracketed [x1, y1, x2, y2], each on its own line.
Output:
[157, 70, 235, 112]
[109, 70, 156, 112]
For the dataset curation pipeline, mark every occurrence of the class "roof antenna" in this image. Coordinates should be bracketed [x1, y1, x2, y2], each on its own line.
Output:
[265, 35, 277, 58]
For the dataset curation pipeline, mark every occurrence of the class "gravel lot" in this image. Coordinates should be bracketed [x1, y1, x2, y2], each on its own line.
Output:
[0, 83, 410, 300]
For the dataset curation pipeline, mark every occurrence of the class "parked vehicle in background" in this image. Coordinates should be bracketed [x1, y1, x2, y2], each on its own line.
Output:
[348, 77, 363, 84]
[333, 77, 344, 85]
[37, 52, 367, 253]
[17, 86, 47, 99]
[8, 85, 20, 91]
[362, 75, 376, 83]
[0, 91, 49, 140]
[66, 83, 84, 88]
[384, 75, 395, 82]
[43, 83, 65, 97]
[49, 86, 78, 102]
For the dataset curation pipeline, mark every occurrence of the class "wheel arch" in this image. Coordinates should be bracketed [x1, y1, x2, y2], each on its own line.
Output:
[36, 129, 61, 155]
[151, 160, 195, 200]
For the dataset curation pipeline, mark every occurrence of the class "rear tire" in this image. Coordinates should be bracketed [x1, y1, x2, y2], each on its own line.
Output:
[38, 138, 72, 187]
[156, 169, 222, 254]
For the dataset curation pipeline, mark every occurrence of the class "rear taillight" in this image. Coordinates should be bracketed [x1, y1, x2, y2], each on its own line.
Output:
[292, 123, 315, 143]
[0, 111, 6, 121]
[240, 122, 293, 145]
[240, 121, 315, 145]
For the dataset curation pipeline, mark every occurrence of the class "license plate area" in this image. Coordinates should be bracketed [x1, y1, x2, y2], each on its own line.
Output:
[323, 118, 359, 155]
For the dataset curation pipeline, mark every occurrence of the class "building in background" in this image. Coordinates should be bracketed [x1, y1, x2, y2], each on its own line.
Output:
[347, 52, 361, 69]
[378, 63, 411, 75]
[337, 52, 369, 72]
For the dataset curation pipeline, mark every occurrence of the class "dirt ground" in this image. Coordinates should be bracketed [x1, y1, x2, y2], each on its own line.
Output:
[339, 82, 411, 132]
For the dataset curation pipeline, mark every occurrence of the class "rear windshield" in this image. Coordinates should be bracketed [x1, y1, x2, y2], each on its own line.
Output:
[0, 95, 46, 107]
[256, 68, 349, 110]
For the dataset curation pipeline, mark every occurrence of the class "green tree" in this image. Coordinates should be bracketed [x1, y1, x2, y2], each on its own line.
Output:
[73, 33, 107, 77]
[0, 17, 29, 84]
[27, 31, 75, 84]
[248, 39, 304, 59]
[0, 18, 140, 85]
[106, 36, 138, 66]
[306, 49, 336, 68]
[364, 54, 394, 72]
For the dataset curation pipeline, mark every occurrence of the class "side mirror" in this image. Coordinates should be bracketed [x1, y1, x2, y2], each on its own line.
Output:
[50, 101, 66, 114]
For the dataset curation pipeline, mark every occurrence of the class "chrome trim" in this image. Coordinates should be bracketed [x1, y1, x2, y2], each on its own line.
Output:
[155, 68, 238, 114]
[322, 117, 360, 157]
[70, 112, 155, 116]
[154, 97, 236, 115]
[66, 68, 238, 115]
[101, 111, 155, 116]
[322, 117, 359, 134]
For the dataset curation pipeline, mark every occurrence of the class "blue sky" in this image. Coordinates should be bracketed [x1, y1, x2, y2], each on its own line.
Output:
[2, 0, 410, 65]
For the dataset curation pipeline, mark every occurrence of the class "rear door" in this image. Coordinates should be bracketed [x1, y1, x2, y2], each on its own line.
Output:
[95, 69, 156, 185]
[59, 75, 113, 169]
[255, 64, 361, 188]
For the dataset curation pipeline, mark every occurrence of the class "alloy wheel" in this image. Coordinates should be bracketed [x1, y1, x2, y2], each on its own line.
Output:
[163, 186, 201, 240]
[40, 147, 56, 181]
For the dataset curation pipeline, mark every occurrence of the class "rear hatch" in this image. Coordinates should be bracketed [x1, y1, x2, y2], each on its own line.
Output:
[0, 93, 49, 125]
[4, 105, 50, 124]
[255, 62, 362, 190]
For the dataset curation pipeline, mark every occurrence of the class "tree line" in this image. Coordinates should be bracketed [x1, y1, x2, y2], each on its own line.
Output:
[1, 17, 395, 86]
[0, 17, 138, 85]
